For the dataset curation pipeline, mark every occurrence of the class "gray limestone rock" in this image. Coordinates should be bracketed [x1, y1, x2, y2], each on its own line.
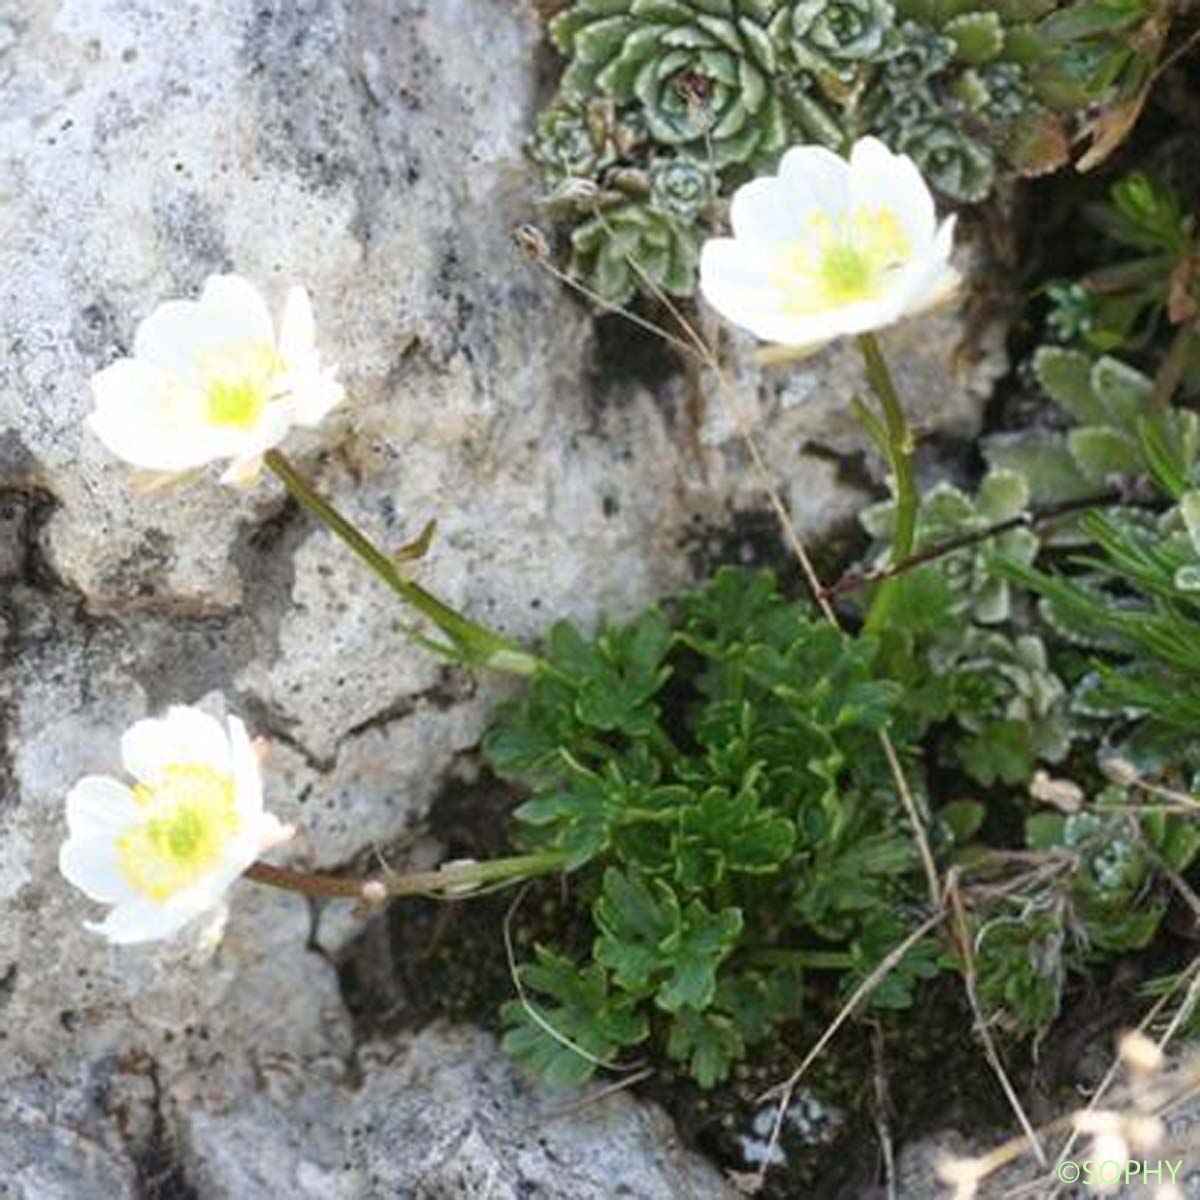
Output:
[181, 1024, 738, 1200]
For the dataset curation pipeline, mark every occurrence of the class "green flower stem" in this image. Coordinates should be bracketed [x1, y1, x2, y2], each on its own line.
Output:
[856, 333, 918, 635]
[264, 450, 542, 676]
[244, 849, 570, 901]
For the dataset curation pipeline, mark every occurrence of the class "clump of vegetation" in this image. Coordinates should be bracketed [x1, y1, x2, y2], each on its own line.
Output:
[1042, 171, 1200, 365]
[486, 567, 936, 1085]
[484, 456, 1200, 1088]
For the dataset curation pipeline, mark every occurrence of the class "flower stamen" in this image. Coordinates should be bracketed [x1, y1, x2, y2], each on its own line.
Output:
[206, 378, 268, 429]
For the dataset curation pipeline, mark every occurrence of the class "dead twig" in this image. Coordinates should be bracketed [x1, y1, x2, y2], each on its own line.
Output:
[753, 909, 948, 1191]
[820, 493, 1124, 601]
[871, 1021, 898, 1200]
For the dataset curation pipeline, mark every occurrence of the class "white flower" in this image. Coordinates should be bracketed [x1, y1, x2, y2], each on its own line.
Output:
[700, 137, 959, 350]
[88, 274, 344, 485]
[59, 705, 292, 944]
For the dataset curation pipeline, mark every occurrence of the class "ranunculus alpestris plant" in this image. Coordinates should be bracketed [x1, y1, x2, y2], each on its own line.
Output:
[88, 274, 343, 485]
[59, 706, 293, 944]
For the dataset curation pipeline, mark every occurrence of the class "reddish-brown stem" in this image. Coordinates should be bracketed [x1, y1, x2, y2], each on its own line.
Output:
[244, 861, 371, 898]
[243, 850, 569, 901]
[821, 491, 1125, 601]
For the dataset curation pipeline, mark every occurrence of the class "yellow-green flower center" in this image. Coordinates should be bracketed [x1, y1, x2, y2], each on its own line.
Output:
[117, 764, 242, 902]
[818, 243, 873, 302]
[201, 344, 283, 430]
[772, 207, 912, 315]
[206, 378, 268, 429]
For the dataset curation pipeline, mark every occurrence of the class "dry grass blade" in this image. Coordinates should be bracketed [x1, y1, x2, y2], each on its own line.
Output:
[947, 870, 1046, 1167]
[535, 1066, 657, 1124]
[751, 910, 948, 1193]
[1020, 954, 1200, 1200]
[511, 223, 701, 362]
[879, 729, 941, 911]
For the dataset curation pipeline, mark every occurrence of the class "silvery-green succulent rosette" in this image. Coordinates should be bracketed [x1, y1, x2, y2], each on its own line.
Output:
[530, 0, 1169, 303]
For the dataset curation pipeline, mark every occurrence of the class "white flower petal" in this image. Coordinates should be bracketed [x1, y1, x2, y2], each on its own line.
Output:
[703, 238, 894, 345]
[759, 301, 885, 347]
[776, 144, 851, 216]
[185, 853, 253, 904]
[83, 817, 258, 946]
[89, 361, 230, 472]
[132, 278, 272, 377]
[700, 239, 787, 327]
[86, 897, 202, 945]
[288, 370, 345, 427]
[199, 274, 276, 345]
[163, 841, 264, 926]
[219, 836, 271, 885]
[253, 813, 295, 851]
[227, 715, 264, 820]
[214, 401, 297, 477]
[730, 177, 814, 247]
[886, 219, 958, 317]
[735, 305, 834, 347]
[121, 706, 232, 784]
[908, 267, 961, 316]
[116, 722, 167, 783]
[932, 215, 957, 265]
[65, 775, 141, 837]
[215, 403, 297, 485]
[160, 704, 237, 769]
[849, 137, 936, 249]
[130, 298, 209, 375]
[278, 286, 316, 362]
[60, 776, 142, 906]
[834, 293, 911, 336]
[219, 454, 266, 487]
[59, 837, 139, 905]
